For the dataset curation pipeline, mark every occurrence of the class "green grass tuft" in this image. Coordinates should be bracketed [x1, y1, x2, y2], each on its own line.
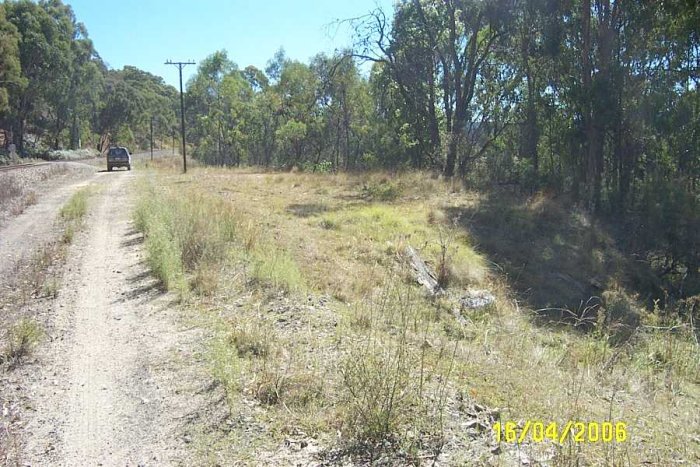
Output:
[59, 188, 90, 221]
[1, 318, 42, 367]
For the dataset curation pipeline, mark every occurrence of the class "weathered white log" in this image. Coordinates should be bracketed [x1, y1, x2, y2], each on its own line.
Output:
[405, 245, 443, 296]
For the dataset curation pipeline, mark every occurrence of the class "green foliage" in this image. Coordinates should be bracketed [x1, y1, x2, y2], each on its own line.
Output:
[598, 289, 641, 345]
[4, 1, 90, 151]
[1, 0, 177, 153]
[188, 51, 251, 165]
[99, 66, 177, 150]
[275, 119, 307, 163]
[303, 159, 333, 173]
[627, 178, 700, 296]
[0, 3, 23, 116]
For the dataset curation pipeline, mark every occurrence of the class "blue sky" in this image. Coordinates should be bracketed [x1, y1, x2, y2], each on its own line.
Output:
[68, 0, 395, 89]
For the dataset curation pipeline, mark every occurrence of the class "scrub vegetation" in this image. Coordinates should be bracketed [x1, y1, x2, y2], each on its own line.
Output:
[134, 162, 699, 465]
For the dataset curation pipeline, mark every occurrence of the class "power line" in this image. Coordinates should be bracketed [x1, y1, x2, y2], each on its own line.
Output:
[165, 59, 196, 173]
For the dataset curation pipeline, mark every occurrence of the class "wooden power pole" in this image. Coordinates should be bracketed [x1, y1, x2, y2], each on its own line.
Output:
[165, 60, 195, 173]
[150, 116, 154, 161]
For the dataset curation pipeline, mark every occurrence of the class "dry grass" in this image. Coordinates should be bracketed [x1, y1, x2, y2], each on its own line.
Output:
[0, 174, 23, 202]
[0, 165, 71, 223]
[133, 163, 700, 465]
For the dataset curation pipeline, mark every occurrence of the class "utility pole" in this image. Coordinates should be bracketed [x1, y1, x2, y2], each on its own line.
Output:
[165, 59, 195, 173]
[150, 116, 154, 161]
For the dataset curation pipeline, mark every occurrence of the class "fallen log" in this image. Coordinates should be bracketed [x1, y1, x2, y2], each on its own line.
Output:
[404, 245, 443, 296]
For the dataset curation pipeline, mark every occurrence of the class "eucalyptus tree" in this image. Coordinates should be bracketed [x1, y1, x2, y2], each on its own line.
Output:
[0, 3, 23, 124]
[353, 0, 516, 176]
[66, 30, 104, 149]
[247, 85, 282, 166]
[187, 51, 234, 165]
[274, 60, 320, 167]
[4, 0, 74, 152]
[96, 66, 176, 151]
[311, 52, 372, 170]
[351, 4, 439, 170]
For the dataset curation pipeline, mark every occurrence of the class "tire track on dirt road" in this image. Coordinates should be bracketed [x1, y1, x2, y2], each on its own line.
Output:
[21, 169, 214, 466]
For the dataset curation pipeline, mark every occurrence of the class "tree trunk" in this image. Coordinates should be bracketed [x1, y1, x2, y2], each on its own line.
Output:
[343, 108, 351, 170]
[70, 114, 80, 150]
[521, 7, 539, 179]
[54, 116, 62, 150]
[427, 65, 440, 169]
[334, 114, 341, 170]
[16, 117, 25, 155]
[405, 245, 442, 295]
[444, 131, 458, 178]
[581, 0, 598, 209]
[524, 88, 538, 175]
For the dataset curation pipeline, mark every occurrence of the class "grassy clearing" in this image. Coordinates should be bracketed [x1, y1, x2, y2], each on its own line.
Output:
[134, 163, 699, 465]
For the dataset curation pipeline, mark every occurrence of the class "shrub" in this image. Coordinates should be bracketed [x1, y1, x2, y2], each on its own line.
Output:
[46, 149, 98, 161]
[1, 319, 42, 367]
[303, 159, 334, 173]
[254, 365, 323, 407]
[339, 285, 453, 454]
[361, 179, 402, 201]
[598, 289, 641, 345]
[229, 322, 271, 358]
[318, 218, 338, 230]
[341, 334, 415, 443]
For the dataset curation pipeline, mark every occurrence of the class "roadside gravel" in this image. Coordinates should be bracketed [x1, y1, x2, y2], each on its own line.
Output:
[0, 162, 96, 286]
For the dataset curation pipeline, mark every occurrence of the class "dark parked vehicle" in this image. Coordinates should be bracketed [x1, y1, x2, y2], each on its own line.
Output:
[107, 147, 131, 171]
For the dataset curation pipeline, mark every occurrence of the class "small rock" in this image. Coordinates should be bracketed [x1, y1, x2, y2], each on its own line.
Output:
[460, 290, 496, 310]
[464, 419, 488, 431]
[518, 451, 531, 465]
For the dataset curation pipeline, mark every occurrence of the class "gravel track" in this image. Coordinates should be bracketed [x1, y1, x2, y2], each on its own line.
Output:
[0, 162, 96, 287]
[1, 160, 217, 466]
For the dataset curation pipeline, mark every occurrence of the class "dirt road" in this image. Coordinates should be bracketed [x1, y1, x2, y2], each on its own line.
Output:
[0, 162, 94, 286]
[7, 165, 212, 466]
